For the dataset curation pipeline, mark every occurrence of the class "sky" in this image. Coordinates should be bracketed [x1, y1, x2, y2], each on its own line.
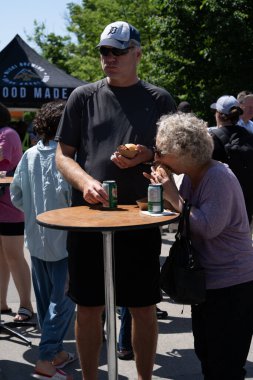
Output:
[0, 0, 81, 52]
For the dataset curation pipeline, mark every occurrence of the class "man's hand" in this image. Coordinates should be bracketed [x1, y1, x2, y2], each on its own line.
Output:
[82, 177, 109, 207]
[111, 144, 153, 169]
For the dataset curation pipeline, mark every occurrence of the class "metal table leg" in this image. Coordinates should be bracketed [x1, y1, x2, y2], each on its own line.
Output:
[103, 231, 118, 380]
[0, 288, 36, 346]
[0, 321, 36, 346]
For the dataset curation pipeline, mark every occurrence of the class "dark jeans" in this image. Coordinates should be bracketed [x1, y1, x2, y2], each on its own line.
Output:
[192, 280, 253, 380]
[118, 307, 132, 351]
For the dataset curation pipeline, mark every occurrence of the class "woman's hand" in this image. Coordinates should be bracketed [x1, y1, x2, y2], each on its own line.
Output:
[143, 165, 183, 212]
[143, 164, 170, 185]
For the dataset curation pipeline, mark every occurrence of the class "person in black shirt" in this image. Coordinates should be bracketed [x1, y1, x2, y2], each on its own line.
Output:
[209, 95, 253, 225]
[55, 20, 176, 380]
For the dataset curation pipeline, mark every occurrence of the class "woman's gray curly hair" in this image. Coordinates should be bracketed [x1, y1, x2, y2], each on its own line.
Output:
[156, 112, 214, 166]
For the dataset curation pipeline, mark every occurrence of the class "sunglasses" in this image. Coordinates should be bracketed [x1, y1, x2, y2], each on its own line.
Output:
[99, 46, 134, 57]
[153, 146, 165, 157]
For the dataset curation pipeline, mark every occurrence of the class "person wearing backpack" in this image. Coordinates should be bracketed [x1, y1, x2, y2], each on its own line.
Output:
[209, 95, 253, 225]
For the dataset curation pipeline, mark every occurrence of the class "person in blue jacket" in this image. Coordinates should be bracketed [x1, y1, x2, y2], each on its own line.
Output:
[10, 100, 75, 380]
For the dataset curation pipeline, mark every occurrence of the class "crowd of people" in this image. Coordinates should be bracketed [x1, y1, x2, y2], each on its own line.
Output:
[1, 19, 253, 380]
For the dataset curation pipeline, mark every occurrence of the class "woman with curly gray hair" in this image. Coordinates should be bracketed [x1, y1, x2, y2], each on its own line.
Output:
[144, 112, 253, 380]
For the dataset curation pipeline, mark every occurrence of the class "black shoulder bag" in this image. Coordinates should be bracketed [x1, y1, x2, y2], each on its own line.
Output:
[160, 201, 206, 305]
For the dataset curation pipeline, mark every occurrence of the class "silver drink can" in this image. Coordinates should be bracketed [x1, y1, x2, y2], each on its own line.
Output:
[148, 184, 163, 213]
[102, 180, 118, 208]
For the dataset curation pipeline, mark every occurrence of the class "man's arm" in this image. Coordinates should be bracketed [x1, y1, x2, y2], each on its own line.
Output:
[55, 142, 108, 205]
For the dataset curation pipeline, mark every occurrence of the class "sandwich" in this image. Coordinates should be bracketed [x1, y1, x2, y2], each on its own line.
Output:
[117, 143, 138, 158]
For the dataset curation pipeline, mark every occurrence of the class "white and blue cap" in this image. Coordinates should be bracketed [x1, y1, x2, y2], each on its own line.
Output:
[210, 95, 243, 115]
[97, 21, 141, 49]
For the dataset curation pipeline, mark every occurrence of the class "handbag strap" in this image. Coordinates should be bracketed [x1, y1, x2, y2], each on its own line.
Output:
[176, 200, 196, 267]
[184, 201, 192, 240]
[176, 200, 191, 238]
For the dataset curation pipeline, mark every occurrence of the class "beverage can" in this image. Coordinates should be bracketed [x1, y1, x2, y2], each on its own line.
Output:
[148, 184, 163, 213]
[102, 180, 118, 208]
[0, 171, 7, 178]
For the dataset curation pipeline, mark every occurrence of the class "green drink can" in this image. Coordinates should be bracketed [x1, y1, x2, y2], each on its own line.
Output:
[148, 184, 163, 213]
[102, 180, 118, 208]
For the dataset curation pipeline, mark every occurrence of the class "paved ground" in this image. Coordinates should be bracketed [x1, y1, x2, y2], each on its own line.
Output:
[1, 227, 253, 379]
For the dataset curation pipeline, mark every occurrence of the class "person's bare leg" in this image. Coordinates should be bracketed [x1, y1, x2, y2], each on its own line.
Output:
[0, 237, 11, 310]
[130, 305, 158, 380]
[75, 305, 104, 380]
[2, 235, 33, 317]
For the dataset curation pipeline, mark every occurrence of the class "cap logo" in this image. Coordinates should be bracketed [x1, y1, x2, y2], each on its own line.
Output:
[108, 26, 118, 35]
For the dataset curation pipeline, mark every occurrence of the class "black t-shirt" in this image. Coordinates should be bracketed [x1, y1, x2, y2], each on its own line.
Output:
[56, 78, 176, 205]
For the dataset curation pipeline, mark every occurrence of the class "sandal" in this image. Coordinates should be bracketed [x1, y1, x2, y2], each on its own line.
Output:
[1, 308, 12, 314]
[13, 307, 33, 322]
[53, 352, 76, 369]
[32, 368, 73, 380]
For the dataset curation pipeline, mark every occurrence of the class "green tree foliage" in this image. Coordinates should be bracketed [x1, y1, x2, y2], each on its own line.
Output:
[30, 0, 253, 123]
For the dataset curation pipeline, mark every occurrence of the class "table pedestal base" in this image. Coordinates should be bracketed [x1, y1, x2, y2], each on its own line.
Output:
[0, 320, 36, 346]
[103, 231, 118, 380]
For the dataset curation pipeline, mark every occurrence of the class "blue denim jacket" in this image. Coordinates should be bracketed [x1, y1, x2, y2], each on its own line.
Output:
[10, 140, 71, 261]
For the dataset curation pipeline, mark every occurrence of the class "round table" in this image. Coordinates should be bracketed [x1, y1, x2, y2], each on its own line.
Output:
[37, 205, 179, 379]
[0, 176, 13, 185]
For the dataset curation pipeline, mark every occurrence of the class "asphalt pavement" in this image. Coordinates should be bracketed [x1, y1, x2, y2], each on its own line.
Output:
[1, 227, 253, 379]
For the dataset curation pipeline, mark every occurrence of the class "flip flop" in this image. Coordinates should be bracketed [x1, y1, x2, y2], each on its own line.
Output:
[1, 308, 12, 314]
[54, 352, 76, 369]
[13, 307, 33, 322]
[32, 368, 73, 380]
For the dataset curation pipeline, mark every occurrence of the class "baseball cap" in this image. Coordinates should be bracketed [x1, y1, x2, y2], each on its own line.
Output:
[97, 21, 141, 49]
[210, 95, 243, 115]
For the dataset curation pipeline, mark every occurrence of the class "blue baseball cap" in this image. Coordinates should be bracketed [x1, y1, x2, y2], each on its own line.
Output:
[210, 95, 243, 115]
[97, 21, 141, 49]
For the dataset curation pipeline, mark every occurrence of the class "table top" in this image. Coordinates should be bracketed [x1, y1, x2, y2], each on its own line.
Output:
[36, 205, 179, 232]
[0, 176, 13, 184]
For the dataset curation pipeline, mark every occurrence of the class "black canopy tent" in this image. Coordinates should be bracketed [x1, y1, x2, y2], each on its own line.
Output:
[0, 34, 86, 110]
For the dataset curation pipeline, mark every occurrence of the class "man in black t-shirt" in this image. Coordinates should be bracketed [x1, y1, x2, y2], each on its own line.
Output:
[56, 20, 176, 379]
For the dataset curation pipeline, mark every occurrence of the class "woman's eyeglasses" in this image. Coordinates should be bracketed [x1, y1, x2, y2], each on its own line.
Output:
[153, 146, 165, 157]
[99, 46, 134, 57]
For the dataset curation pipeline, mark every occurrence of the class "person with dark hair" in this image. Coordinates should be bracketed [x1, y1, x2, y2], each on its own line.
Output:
[0, 102, 33, 321]
[10, 100, 75, 380]
[177, 101, 192, 113]
[209, 95, 253, 225]
[55, 20, 176, 380]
